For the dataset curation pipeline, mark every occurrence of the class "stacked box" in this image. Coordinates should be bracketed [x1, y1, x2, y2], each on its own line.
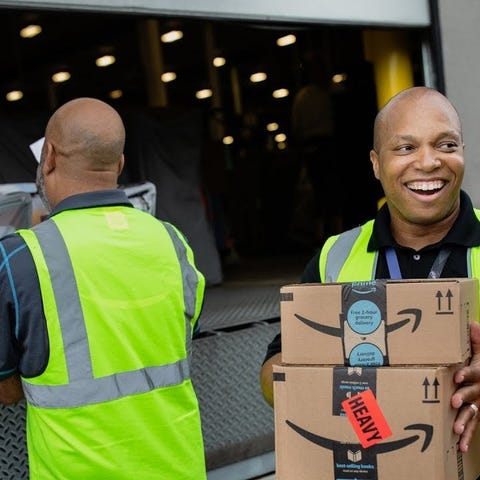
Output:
[280, 279, 477, 366]
[274, 278, 480, 480]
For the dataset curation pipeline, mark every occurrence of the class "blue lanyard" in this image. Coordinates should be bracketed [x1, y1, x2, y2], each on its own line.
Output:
[385, 246, 452, 280]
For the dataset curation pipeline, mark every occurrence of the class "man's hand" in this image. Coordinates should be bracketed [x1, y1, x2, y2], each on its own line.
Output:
[0, 374, 24, 405]
[260, 353, 281, 407]
[451, 322, 480, 452]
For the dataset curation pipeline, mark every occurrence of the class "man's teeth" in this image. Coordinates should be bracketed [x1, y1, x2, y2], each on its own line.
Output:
[407, 181, 445, 191]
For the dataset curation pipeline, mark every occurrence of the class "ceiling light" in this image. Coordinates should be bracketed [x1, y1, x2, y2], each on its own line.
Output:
[20, 24, 42, 39]
[6, 90, 23, 102]
[250, 72, 267, 83]
[109, 89, 123, 99]
[332, 73, 348, 84]
[96, 55, 116, 67]
[195, 89, 212, 100]
[223, 136, 234, 145]
[161, 30, 183, 43]
[213, 57, 226, 68]
[161, 72, 177, 83]
[276, 34, 296, 47]
[275, 133, 287, 143]
[272, 88, 289, 99]
[266, 122, 279, 132]
[52, 71, 71, 83]
[277, 141, 287, 150]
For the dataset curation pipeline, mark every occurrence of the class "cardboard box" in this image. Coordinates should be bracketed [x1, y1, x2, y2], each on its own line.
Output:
[280, 278, 478, 366]
[273, 364, 480, 480]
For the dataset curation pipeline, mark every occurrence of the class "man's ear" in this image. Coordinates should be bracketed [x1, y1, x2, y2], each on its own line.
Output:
[43, 141, 56, 174]
[117, 154, 125, 176]
[370, 149, 380, 180]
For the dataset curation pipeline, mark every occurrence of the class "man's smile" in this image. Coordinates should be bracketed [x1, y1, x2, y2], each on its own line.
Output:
[405, 179, 446, 195]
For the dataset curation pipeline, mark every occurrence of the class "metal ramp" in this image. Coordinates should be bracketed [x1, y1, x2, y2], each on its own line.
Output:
[0, 402, 28, 480]
[199, 283, 281, 331]
[193, 283, 281, 479]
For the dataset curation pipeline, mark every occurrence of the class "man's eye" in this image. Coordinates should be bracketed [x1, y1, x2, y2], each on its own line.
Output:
[438, 142, 458, 151]
[396, 145, 414, 153]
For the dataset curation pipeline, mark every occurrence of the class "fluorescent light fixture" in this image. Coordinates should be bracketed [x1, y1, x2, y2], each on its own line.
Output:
[276, 34, 296, 47]
[275, 133, 287, 143]
[250, 72, 267, 83]
[332, 73, 348, 84]
[266, 122, 279, 132]
[96, 55, 116, 67]
[213, 57, 226, 67]
[52, 71, 71, 83]
[109, 89, 123, 99]
[6, 90, 23, 102]
[222, 136, 234, 145]
[195, 89, 212, 100]
[161, 30, 183, 43]
[161, 72, 177, 83]
[272, 88, 289, 99]
[20, 24, 42, 39]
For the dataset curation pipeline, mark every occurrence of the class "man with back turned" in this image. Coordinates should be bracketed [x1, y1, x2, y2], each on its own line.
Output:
[0, 97, 207, 479]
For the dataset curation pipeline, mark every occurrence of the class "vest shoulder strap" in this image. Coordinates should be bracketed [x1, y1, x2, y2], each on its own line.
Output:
[468, 209, 480, 279]
[319, 219, 377, 282]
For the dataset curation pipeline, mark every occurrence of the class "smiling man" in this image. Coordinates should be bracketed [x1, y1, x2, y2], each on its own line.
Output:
[261, 86, 480, 454]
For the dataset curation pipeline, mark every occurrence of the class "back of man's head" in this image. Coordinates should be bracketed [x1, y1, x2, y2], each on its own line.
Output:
[39, 98, 126, 207]
[46, 97, 125, 170]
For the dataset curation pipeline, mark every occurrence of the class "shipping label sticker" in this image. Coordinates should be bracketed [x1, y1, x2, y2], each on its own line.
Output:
[104, 211, 129, 230]
[341, 389, 392, 448]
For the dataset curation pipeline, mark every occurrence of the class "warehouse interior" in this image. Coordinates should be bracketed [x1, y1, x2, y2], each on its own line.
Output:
[0, 7, 436, 479]
[0, 9, 433, 283]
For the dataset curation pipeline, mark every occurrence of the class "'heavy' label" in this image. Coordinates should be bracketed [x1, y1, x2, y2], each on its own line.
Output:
[342, 389, 392, 448]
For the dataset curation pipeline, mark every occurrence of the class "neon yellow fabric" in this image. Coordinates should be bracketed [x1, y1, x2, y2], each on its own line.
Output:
[320, 213, 480, 302]
[319, 220, 376, 282]
[19, 206, 206, 480]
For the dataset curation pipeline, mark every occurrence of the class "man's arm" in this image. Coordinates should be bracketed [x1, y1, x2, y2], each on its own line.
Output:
[0, 374, 24, 405]
[260, 352, 281, 407]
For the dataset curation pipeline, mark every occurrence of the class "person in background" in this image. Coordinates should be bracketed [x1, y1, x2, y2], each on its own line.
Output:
[291, 51, 343, 244]
[0, 97, 207, 479]
[261, 86, 480, 453]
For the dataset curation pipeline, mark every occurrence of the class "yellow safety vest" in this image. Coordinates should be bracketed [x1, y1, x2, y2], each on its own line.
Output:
[18, 205, 206, 480]
[319, 212, 480, 302]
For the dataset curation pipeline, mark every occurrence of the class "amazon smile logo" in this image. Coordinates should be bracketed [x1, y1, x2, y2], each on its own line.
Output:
[286, 420, 433, 476]
[294, 308, 422, 338]
[294, 307, 422, 366]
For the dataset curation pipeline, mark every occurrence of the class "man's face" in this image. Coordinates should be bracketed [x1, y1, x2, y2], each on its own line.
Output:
[370, 94, 464, 227]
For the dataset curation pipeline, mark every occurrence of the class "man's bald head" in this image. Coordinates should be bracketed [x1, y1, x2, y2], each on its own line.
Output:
[38, 98, 126, 209]
[372, 86, 462, 153]
[45, 97, 125, 170]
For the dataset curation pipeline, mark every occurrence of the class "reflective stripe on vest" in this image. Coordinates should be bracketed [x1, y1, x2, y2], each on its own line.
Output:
[22, 219, 195, 409]
[321, 221, 377, 282]
[323, 226, 363, 282]
[163, 222, 197, 356]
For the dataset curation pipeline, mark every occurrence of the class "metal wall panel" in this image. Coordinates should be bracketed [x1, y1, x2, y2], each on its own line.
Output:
[0, 0, 430, 26]
[438, 0, 480, 208]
